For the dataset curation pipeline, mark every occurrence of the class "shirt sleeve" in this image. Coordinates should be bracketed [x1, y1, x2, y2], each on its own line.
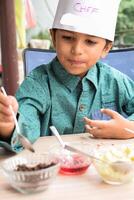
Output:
[3, 72, 51, 152]
[121, 76, 134, 120]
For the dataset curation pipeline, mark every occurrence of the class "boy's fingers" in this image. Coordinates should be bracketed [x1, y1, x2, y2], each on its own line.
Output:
[0, 105, 11, 115]
[85, 125, 96, 138]
[101, 108, 121, 119]
[10, 96, 18, 112]
[84, 117, 107, 128]
[0, 94, 13, 106]
[85, 125, 103, 138]
[0, 115, 14, 122]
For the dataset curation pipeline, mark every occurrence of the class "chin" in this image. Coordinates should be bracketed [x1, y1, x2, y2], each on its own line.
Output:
[68, 70, 86, 77]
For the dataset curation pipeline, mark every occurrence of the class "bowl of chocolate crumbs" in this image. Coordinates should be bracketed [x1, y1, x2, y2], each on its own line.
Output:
[1, 153, 60, 194]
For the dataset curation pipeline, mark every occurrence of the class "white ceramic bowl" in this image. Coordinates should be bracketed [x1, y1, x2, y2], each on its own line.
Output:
[50, 141, 92, 175]
[1, 153, 60, 194]
[93, 144, 134, 185]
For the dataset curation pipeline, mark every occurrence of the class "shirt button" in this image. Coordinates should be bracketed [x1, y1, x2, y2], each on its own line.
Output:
[79, 104, 85, 111]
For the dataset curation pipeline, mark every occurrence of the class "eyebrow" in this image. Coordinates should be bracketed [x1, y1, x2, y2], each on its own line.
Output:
[59, 30, 99, 40]
[59, 30, 74, 34]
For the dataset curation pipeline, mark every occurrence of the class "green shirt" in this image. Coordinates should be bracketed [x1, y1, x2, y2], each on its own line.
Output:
[1, 57, 134, 152]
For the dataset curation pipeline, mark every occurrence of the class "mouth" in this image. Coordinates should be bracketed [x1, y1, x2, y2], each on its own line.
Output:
[68, 59, 85, 65]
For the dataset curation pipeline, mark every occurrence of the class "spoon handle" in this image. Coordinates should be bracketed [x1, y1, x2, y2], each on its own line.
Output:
[50, 126, 65, 147]
[64, 144, 102, 162]
[1, 86, 20, 134]
[124, 128, 134, 134]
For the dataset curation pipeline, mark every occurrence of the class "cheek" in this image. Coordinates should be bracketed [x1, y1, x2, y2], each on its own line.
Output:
[89, 48, 104, 61]
[56, 45, 70, 63]
[85, 51, 103, 67]
[86, 52, 100, 62]
[56, 52, 66, 67]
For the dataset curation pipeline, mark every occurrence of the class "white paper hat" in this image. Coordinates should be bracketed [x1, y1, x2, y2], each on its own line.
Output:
[52, 0, 121, 41]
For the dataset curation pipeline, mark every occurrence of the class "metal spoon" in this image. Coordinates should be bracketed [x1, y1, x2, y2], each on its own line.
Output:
[1, 87, 35, 153]
[50, 126, 133, 174]
[124, 128, 134, 134]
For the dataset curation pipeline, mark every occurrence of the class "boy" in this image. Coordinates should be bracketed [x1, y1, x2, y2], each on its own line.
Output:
[0, 0, 134, 152]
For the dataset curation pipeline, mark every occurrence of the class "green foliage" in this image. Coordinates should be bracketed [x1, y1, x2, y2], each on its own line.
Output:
[115, 0, 134, 46]
[31, 29, 54, 49]
[32, 29, 51, 40]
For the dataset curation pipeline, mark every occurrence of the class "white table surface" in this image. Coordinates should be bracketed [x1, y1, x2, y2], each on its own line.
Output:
[1, 133, 134, 200]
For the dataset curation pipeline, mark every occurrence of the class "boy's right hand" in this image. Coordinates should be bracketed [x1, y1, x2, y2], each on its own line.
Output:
[0, 90, 18, 139]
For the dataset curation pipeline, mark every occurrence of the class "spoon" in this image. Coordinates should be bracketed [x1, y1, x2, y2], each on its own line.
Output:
[124, 128, 134, 134]
[50, 126, 133, 174]
[1, 87, 35, 153]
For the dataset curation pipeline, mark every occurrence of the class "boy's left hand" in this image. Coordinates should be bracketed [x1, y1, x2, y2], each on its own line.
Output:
[84, 109, 134, 139]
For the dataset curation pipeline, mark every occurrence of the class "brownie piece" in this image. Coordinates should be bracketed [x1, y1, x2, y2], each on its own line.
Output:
[15, 162, 56, 171]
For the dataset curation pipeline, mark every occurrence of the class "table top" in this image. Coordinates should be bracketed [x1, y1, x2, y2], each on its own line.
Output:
[1, 133, 134, 200]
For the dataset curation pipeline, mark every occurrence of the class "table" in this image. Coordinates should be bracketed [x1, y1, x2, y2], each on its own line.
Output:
[1, 133, 134, 200]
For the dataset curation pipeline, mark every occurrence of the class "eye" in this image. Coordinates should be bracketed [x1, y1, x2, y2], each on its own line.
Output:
[62, 35, 74, 41]
[86, 39, 97, 45]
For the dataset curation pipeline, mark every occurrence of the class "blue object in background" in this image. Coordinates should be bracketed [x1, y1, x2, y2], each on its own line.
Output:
[101, 48, 134, 80]
[23, 48, 134, 80]
[23, 49, 56, 76]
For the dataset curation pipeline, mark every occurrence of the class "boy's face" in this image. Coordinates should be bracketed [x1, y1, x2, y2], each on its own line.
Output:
[51, 29, 112, 77]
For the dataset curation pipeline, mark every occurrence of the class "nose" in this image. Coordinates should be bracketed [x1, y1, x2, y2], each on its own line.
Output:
[71, 41, 83, 55]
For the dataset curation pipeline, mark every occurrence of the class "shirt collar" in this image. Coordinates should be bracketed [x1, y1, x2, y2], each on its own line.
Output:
[52, 57, 81, 92]
[85, 64, 98, 89]
[52, 57, 98, 91]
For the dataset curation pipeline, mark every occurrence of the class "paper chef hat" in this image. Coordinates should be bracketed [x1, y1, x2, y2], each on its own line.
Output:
[52, 0, 121, 41]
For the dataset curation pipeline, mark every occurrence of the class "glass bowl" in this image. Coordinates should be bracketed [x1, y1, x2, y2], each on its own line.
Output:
[92, 144, 134, 185]
[50, 141, 92, 175]
[1, 153, 60, 194]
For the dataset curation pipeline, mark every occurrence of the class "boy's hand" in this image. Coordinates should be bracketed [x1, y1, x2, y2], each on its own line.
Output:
[84, 109, 134, 139]
[0, 91, 18, 138]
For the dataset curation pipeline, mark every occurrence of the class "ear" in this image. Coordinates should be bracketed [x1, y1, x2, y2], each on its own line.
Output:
[50, 29, 56, 49]
[101, 42, 113, 58]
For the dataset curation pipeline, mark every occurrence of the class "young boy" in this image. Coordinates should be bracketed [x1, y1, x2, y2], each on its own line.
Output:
[0, 0, 134, 152]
